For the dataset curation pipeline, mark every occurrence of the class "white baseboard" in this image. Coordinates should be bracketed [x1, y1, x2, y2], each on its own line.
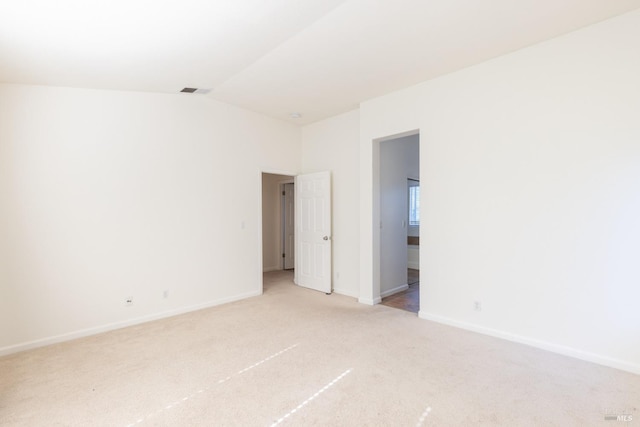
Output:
[358, 296, 382, 305]
[0, 290, 262, 357]
[418, 311, 640, 375]
[263, 266, 281, 273]
[380, 284, 409, 298]
[407, 261, 420, 270]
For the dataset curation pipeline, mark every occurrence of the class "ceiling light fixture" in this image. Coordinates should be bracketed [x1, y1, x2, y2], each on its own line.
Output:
[289, 112, 302, 119]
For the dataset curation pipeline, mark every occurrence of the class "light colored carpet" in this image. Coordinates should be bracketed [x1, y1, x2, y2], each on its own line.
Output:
[1, 270, 638, 426]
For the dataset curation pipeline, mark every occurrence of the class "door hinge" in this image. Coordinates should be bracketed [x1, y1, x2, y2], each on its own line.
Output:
[282, 191, 286, 196]
[282, 253, 286, 258]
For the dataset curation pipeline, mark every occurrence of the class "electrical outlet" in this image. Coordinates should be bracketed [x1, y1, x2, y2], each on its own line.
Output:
[474, 301, 482, 312]
[125, 297, 133, 306]
[163, 290, 169, 299]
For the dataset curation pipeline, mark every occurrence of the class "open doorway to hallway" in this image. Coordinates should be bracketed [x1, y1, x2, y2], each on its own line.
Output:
[261, 173, 295, 291]
[381, 268, 419, 312]
[377, 133, 420, 313]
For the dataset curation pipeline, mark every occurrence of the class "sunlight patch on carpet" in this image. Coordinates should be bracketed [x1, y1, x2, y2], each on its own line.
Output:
[125, 343, 299, 426]
[416, 406, 432, 426]
[270, 368, 353, 426]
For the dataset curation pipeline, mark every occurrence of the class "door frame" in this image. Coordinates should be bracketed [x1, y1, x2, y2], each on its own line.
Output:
[281, 181, 295, 270]
[359, 129, 420, 307]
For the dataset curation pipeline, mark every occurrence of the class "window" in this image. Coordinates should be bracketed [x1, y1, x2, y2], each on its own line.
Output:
[408, 179, 420, 226]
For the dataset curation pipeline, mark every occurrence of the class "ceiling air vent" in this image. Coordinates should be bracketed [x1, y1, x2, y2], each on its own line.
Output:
[180, 88, 211, 94]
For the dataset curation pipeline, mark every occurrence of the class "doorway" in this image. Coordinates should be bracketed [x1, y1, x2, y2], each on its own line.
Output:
[261, 173, 295, 291]
[376, 133, 420, 313]
[261, 171, 333, 295]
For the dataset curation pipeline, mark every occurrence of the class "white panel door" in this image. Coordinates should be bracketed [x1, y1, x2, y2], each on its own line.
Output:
[295, 171, 331, 293]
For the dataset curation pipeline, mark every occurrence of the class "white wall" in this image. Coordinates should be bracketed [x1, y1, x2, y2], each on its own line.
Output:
[380, 135, 419, 296]
[0, 84, 300, 354]
[360, 9, 640, 373]
[301, 110, 360, 297]
[262, 173, 293, 272]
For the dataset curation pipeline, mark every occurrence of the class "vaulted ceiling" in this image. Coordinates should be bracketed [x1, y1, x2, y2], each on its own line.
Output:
[2, 0, 640, 124]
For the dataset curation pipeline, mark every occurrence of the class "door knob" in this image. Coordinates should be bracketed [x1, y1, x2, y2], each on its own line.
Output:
[323, 236, 329, 241]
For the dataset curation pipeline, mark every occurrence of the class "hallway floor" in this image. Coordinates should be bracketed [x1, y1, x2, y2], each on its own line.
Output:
[380, 269, 419, 313]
